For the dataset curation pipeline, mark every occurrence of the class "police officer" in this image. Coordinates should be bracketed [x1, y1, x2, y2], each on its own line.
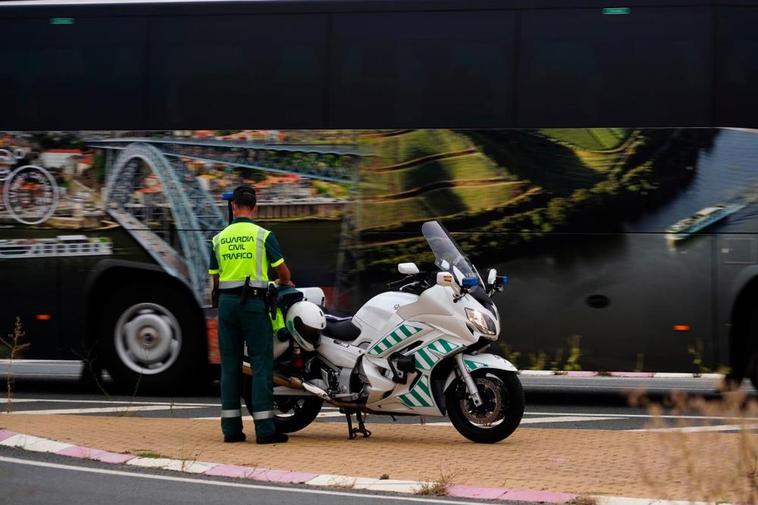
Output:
[209, 185, 293, 444]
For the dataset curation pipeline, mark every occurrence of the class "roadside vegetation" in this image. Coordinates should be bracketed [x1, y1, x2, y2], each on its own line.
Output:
[630, 390, 758, 503]
[1, 317, 29, 413]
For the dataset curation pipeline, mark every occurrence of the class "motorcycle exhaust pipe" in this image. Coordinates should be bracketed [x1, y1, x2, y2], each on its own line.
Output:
[273, 373, 331, 401]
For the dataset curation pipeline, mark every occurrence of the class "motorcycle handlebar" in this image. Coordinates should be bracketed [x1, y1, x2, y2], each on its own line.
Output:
[387, 277, 411, 289]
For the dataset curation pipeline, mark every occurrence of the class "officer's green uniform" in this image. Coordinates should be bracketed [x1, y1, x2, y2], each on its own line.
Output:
[209, 217, 285, 438]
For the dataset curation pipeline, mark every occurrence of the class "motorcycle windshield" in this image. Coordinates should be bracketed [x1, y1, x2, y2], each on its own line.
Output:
[421, 221, 480, 287]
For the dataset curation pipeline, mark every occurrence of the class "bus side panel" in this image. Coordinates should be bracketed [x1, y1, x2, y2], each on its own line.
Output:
[146, 14, 329, 129]
[0, 255, 59, 358]
[0, 16, 147, 131]
[496, 233, 714, 372]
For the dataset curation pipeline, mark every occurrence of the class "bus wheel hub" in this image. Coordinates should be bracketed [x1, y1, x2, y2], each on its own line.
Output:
[115, 303, 183, 375]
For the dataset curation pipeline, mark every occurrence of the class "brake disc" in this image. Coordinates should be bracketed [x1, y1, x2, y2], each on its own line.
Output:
[460, 377, 505, 425]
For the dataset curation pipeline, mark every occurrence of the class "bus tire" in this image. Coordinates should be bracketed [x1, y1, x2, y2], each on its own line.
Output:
[748, 307, 758, 391]
[98, 283, 205, 395]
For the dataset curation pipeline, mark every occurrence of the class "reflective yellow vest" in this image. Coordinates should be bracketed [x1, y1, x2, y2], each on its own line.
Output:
[210, 220, 283, 289]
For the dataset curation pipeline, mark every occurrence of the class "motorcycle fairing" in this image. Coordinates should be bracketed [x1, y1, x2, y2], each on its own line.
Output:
[443, 353, 518, 392]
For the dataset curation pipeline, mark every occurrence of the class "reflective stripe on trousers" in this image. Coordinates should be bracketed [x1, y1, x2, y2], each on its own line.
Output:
[252, 410, 274, 420]
[221, 408, 242, 418]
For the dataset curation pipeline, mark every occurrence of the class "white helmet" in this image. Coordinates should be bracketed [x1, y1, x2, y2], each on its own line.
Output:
[285, 301, 326, 352]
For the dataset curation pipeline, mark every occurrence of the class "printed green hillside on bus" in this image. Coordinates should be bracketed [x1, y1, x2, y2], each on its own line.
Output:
[371, 129, 472, 165]
[364, 152, 511, 196]
[464, 130, 630, 194]
[539, 128, 630, 151]
[359, 181, 526, 229]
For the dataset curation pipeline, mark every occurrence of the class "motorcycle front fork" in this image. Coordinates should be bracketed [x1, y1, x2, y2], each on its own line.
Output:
[454, 353, 483, 407]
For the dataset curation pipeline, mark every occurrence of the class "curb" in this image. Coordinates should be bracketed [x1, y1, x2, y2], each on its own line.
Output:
[0, 428, 729, 504]
[519, 371, 724, 379]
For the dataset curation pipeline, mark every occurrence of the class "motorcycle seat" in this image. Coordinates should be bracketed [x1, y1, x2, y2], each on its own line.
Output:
[324, 315, 361, 342]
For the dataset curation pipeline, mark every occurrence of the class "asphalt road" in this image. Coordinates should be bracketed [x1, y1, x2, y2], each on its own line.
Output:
[0, 447, 503, 505]
[2, 360, 757, 433]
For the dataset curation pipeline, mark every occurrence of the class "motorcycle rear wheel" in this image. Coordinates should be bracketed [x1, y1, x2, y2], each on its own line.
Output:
[242, 377, 323, 433]
[446, 369, 524, 443]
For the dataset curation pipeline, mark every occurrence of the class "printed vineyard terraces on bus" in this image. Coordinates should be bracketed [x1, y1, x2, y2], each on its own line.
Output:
[2, 128, 758, 393]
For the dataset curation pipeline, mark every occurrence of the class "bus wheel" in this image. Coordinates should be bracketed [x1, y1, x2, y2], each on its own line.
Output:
[98, 284, 204, 395]
[748, 308, 758, 391]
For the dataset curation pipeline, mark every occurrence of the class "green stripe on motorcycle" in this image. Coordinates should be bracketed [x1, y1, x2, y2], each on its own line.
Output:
[398, 394, 416, 408]
[438, 339, 455, 352]
[465, 359, 485, 371]
[409, 389, 430, 407]
[416, 378, 431, 397]
[389, 331, 402, 344]
[399, 325, 412, 337]
[415, 349, 435, 368]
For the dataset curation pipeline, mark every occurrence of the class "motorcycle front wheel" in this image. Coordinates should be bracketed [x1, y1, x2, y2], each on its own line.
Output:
[446, 369, 524, 443]
[242, 377, 323, 433]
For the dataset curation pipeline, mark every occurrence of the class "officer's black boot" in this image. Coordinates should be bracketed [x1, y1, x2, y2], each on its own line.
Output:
[256, 432, 288, 444]
[224, 432, 246, 443]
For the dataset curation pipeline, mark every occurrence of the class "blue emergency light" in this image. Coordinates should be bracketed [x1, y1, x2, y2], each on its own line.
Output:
[222, 191, 234, 201]
[461, 277, 479, 288]
[497, 275, 509, 285]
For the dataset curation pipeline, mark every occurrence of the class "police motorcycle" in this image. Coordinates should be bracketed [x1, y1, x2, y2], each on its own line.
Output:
[242, 220, 523, 443]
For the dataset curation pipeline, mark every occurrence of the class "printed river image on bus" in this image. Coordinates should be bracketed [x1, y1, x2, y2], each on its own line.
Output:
[2, 128, 758, 393]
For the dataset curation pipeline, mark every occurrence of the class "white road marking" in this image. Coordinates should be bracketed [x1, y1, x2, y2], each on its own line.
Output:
[524, 384, 717, 391]
[525, 411, 758, 422]
[423, 416, 620, 427]
[317, 411, 346, 418]
[631, 423, 758, 433]
[594, 496, 722, 505]
[521, 416, 619, 424]
[8, 398, 220, 407]
[193, 411, 347, 420]
[0, 455, 490, 505]
[2, 405, 201, 415]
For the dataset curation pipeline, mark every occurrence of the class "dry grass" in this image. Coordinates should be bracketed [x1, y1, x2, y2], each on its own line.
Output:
[133, 449, 166, 459]
[414, 467, 458, 496]
[567, 497, 598, 505]
[1, 317, 29, 413]
[629, 389, 758, 503]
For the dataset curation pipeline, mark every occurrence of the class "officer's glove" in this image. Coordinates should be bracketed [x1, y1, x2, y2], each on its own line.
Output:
[276, 328, 291, 342]
[211, 288, 219, 308]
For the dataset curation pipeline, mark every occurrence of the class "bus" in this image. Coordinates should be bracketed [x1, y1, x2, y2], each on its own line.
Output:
[2, 0, 758, 393]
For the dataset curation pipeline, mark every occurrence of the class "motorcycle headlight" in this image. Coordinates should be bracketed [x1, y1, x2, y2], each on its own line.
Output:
[465, 307, 497, 336]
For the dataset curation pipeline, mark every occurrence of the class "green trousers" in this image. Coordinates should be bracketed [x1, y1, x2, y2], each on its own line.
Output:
[218, 293, 275, 438]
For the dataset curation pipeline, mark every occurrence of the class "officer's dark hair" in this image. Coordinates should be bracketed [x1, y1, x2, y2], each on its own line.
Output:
[231, 185, 257, 209]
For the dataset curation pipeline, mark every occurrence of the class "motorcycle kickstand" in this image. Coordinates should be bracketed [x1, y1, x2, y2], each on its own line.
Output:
[344, 410, 372, 440]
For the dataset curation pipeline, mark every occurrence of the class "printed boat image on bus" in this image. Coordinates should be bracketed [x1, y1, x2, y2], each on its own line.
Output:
[665, 203, 747, 242]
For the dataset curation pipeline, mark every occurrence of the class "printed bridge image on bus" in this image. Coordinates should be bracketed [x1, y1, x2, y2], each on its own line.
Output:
[2, 128, 758, 393]
[0, 130, 359, 393]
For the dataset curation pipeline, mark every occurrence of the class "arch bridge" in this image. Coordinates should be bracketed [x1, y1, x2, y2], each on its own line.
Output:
[102, 142, 225, 302]
[96, 138, 362, 305]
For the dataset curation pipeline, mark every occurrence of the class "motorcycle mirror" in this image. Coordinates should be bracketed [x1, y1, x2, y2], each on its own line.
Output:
[398, 262, 420, 275]
[486, 268, 497, 286]
[436, 272, 454, 286]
